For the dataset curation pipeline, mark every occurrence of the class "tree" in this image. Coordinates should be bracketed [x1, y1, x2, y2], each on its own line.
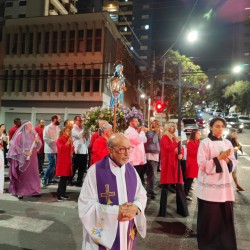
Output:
[154, 50, 208, 118]
[224, 80, 250, 114]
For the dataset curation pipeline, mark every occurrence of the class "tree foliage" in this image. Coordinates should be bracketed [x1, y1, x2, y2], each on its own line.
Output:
[224, 80, 250, 114]
[154, 50, 208, 118]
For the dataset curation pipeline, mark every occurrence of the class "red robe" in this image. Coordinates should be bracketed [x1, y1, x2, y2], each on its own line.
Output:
[91, 136, 109, 165]
[8, 125, 19, 141]
[186, 140, 200, 178]
[56, 135, 74, 176]
[160, 134, 183, 184]
[35, 125, 44, 154]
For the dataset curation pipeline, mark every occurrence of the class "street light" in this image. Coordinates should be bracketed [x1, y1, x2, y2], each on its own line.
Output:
[187, 30, 198, 42]
[232, 65, 242, 74]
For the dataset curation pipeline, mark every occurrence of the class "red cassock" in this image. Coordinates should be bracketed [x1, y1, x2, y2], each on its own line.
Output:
[56, 135, 73, 176]
[35, 125, 44, 154]
[91, 136, 109, 165]
[186, 140, 200, 178]
[160, 134, 183, 184]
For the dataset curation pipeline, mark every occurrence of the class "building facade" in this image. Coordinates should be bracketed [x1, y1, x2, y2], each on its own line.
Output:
[0, 12, 140, 128]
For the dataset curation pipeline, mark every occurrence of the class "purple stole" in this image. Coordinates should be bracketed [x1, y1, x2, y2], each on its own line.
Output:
[96, 156, 137, 250]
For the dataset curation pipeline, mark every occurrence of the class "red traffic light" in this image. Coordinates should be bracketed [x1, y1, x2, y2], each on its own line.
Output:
[155, 101, 165, 113]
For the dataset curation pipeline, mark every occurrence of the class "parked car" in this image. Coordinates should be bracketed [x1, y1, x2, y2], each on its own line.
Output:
[224, 117, 244, 133]
[196, 117, 206, 128]
[213, 109, 223, 117]
[238, 115, 250, 128]
[209, 109, 215, 115]
[228, 113, 240, 118]
[182, 118, 199, 134]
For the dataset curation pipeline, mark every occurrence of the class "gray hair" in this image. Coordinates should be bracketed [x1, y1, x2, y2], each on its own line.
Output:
[107, 133, 128, 147]
[98, 123, 112, 136]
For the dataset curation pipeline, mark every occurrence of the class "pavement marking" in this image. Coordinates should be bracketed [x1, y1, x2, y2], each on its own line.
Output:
[240, 156, 250, 161]
[0, 215, 54, 233]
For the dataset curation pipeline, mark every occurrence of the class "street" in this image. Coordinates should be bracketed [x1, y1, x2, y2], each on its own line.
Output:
[0, 127, 250, 250]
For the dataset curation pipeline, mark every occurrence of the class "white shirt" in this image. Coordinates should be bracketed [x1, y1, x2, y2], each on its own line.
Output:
[125, 126, 147, 166]
[72, 124, 89, 154]
[78, 158, 147, 250]
[43, 123, 60, 154]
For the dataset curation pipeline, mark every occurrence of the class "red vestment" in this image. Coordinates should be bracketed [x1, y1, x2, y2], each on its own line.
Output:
[56, 135, 73, 176]
[160, 134, 183, 184]
[186, 140, 199, 178]
[8, 125, 19, 141]
[35, 125, 44, 154]
[91, 136, 109, 165]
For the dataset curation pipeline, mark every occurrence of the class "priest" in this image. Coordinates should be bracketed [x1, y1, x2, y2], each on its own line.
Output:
[78, 133, 147, 250]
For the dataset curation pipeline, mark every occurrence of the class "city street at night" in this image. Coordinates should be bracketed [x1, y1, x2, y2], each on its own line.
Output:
[1, 128, 250, 250]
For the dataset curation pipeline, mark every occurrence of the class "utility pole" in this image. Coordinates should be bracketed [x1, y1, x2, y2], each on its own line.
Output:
[161, 57, 166, 125]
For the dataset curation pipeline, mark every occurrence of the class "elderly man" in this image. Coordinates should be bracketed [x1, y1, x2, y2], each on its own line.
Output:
[78, 133, 147, 250]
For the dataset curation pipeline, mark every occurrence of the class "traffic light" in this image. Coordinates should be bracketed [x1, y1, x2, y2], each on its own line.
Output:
[155, 101, 165, 113]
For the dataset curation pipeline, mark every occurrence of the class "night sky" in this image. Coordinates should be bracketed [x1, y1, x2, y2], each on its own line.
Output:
[152, 0, 249, 71]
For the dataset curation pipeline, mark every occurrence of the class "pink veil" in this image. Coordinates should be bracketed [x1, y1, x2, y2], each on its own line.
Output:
[7, 121, 42, 172]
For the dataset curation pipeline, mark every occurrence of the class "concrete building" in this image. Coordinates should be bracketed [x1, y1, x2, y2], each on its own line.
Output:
[0, 12, 140, 129]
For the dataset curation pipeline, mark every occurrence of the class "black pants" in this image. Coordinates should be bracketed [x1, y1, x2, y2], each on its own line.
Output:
[37, 153, 45, 173]
[57, 176, 68, 198]
[184, 178, 194, 196]
[134, 164, 145, 185]
[73, 154, 88, 184]
[181, 160, 187, 184]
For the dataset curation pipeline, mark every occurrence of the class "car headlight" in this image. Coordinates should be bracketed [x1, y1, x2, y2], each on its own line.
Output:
[239, 124, 244, 128]
[227, 124, 232, 128]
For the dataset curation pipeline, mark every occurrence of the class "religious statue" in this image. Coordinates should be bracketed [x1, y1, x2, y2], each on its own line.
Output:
[108, 60, 127, 108]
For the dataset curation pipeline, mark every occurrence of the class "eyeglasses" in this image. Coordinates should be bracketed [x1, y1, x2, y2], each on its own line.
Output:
[111, 146, 134, 154]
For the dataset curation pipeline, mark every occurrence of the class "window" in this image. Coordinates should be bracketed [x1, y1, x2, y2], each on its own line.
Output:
[34, 70, 40, 92]
[19, 1, 27, 6]
[29, 33, 33, 54]
[52, 32, 57, 53]
[93, 69, 100, 92]
[84, 69, 91, 92]
[141, 15, 149, 20]
[67, 70, 73, 92]
[141, 35, 148, 40]
[61, 31, 66, 53]
[4, 70, 8, 92]
[78, 30, 84, 52]
[6, 34, 10, 54]
[37, 32, 42, 54]
[76, 69, 82, 92]
[69, 30, 75, 53]
[142, 5, 150, 9]
[95, 29, 102, 52]
[44, 32, 49, 53]
[21, 33, 25, 54]
[140, 45, 148, 50]
[51, 70, 56, 92]
[11, 70, 16, 92]
[27, 70, 32, 92]
[43, 70, 48, 92]
[19, 70, 24, 92]
[86, 30, 92, 52]
[12, 33, 18, 54]
[5, 2, 13, 7]
[18, 14, 26, 18]
[59, 70, 64, 92]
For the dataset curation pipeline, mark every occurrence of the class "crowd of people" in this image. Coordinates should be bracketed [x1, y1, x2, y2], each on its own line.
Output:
[0, 115, 243, 250]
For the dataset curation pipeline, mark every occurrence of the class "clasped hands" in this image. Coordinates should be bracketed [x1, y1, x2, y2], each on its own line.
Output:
[217, 149, 231, 163]
[118, 202, 139, 222]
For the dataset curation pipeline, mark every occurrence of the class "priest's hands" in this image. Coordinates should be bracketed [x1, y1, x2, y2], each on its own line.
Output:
[118, 202, 139, 221]
[218, 149, 231, 163]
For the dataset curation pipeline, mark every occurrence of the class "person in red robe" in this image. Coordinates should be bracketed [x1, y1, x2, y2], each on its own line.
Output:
[8, 118, 21, 141]
[185, 129, 200, 200]
[89, 120, 108, 165]
[158, 122, 183, 217]
[35, 120, 45, 175]
[91, 123, 113, 165]
[56, 127, 74, 201]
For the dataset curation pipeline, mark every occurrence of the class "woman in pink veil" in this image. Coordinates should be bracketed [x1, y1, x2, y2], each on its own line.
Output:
[8, 121, 42, 199]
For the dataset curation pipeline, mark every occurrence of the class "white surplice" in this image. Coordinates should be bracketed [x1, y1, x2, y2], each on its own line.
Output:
[78, 158, 147, 250]
[0, 150, 4, 194]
